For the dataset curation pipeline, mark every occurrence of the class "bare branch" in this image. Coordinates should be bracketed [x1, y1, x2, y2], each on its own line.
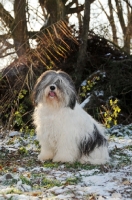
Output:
[76, 0, 91, 83]
[0, 3, 14, 31]
[123, 0, 132, 9]
[108, 0, 118, 44]
[0, 34, 11, 40]
[98, 0, 110, 20]
[0, 51, 16, 58]
[0, 32, 39, 40]
[66, 5, 84, 14]
[0, 40, 14, 49]
[65, 0, 77, 10]
[115, 0, 126, 34]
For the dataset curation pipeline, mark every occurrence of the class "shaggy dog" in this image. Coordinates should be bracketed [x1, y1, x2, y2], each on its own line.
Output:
[32, 70, 109, 164]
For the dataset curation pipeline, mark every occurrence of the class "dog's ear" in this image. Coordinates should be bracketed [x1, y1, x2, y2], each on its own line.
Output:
[57, 71, 77, 109]
[68, 92, 77, 109]
[31, 75, 45, 106]
[31, 84, 40, 106]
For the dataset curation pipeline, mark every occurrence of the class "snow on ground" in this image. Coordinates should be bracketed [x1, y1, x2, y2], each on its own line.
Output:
[0, 124, 132, 200]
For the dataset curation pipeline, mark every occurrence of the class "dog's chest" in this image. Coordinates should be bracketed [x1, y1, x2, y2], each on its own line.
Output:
[38, 106, 79, 137]
[41, 111, 62, 133]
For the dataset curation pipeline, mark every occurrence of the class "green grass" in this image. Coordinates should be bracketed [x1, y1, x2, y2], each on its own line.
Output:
[0, 188, 22, 195]
[42, 177, 62, 188]
[110, 145, 132, 169]
[3, 178, 18, 186]
[64, 176, 81, 185]
[20, 175, 32, 186]
[43, 161, 99, 171]
[43, 161, 60, 169]
[6, 188, 22, 194]
[65, 162, 99, 170]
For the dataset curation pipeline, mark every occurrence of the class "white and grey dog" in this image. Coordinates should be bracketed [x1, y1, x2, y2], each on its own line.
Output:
[32, 70, 109, 164]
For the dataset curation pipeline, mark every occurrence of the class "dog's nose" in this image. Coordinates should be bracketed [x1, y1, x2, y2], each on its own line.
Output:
[50, 85, 56, 90]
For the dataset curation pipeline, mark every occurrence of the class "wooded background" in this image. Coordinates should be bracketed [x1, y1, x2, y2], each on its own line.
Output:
[0, 0, 132, 132]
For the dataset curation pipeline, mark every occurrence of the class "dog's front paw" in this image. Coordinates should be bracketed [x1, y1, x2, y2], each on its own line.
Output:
[38, 154, 45, 161]
[53, 155, 75, 163]
[38, 152, 53, 161]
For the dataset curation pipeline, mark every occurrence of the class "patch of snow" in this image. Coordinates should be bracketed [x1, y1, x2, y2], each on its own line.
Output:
[81, 80, 87, 86]
[9, 131, 21, 137]
[31, 167, 51, 172]
[1, 194, 39, 200]
[80, 95, 91, 108]
[0, 124, 132, 200]
[18, 167, 26, 172]
[94, 90, 104, 97]
[105, 53, 111, 56]
[119, 56, 124, 59]
[102, 71, 106, 78]
[82, 171, 131, 197]
[109, 137, 132, 150]
[17, 183, 32, 192]
[79, 168, 100, 176]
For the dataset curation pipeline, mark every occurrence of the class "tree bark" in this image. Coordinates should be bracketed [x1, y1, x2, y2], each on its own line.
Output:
[115, 0, 131, 54]
[39, 0, 84, 26]
[123, 2, 132, 54]
[13, 0, 30, 57]
[108, 0, 118, 44]
[0, 3, 14, 31]
[98, 0, 118, 45]
[115, 0, 126, 34]
[76, 0, 91, 84]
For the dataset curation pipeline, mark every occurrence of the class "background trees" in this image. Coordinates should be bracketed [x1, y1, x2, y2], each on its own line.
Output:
[0, 0, 84, 59]
[98, 0, 132, 54]
[0, 0, 131, 65]
[0, 0, 132, 131]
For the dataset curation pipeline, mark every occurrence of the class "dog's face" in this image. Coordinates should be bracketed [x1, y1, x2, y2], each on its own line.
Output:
[32, 70, 77, 109]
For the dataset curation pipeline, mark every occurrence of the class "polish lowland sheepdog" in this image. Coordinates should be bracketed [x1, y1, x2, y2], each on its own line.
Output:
[32, 70, 109, 164]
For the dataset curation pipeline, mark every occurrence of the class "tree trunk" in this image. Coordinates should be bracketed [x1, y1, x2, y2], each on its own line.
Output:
[123, 3, 132, 54]
[43, 0, 66, 25]
[98, 0, 118, 45]
[13, 0, 29, 57]
[75, 0, 83, 32]
[39, 0, 84, 27]
[76, 0, 91, 84]
[115, 0, 130, 54]
[108, 0, 118, 44]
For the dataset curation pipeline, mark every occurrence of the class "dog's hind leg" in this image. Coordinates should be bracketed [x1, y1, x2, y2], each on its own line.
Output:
[52, 147, 79, 163]
[79, 146, 109, 164]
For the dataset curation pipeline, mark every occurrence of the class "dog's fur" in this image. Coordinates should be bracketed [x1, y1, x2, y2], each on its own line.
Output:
[32, 70, 109, 164]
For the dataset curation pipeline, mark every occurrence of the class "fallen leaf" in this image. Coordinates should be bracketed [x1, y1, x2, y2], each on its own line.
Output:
[122, 180, 131, 185]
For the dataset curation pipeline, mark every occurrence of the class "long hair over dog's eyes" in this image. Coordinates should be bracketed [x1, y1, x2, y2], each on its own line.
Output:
[32, 70, 77, 109]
